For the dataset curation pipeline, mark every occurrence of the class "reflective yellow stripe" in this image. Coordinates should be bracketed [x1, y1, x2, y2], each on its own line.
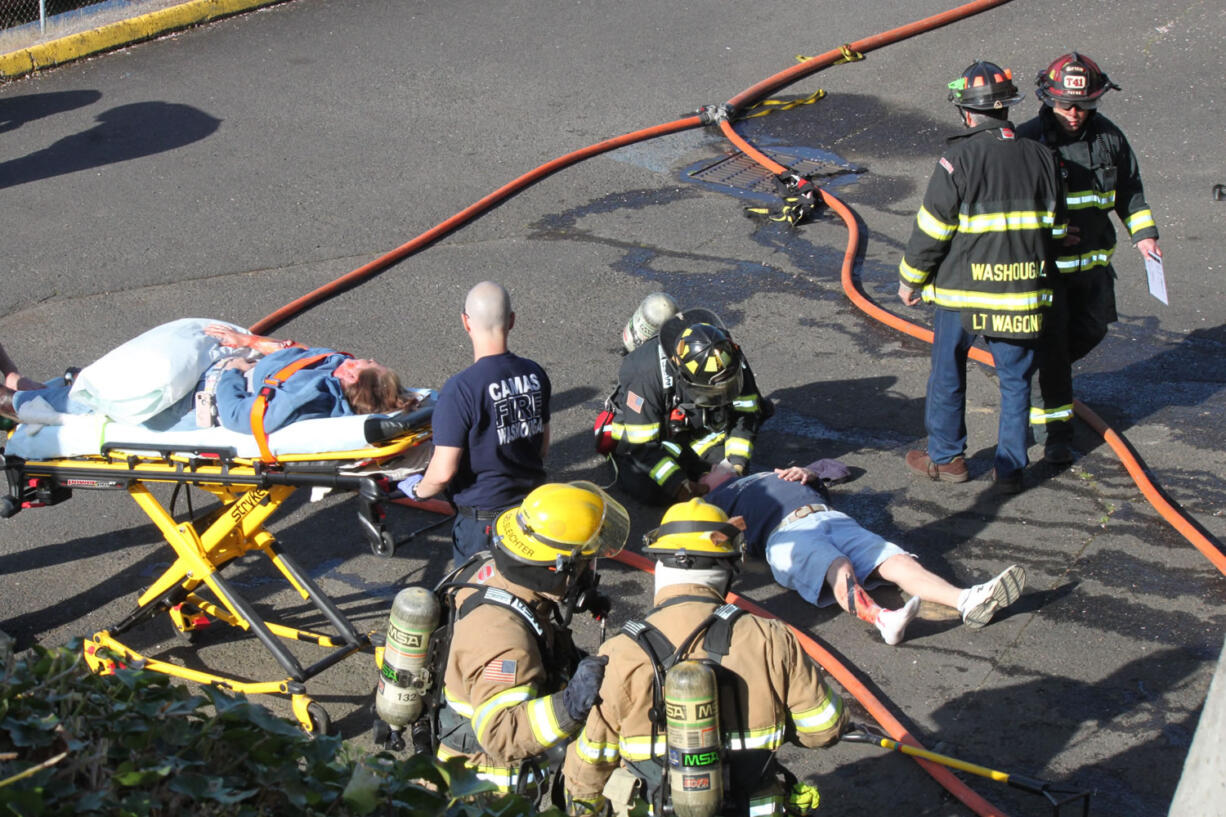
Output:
[571, 795, 611, 817]
[916, 205, 957, 241]
[689, 431, 725, 457]
[661, 441, 683, 457]
[618, 734, 667, 760]
[748, 794, 785, 816]
[922, 284, 1053, 311]
[472, 685, 533, 745]
[650, 457, 680, 486]
[725, 436, 752, 460]
[574, 727, 620, 764]
[1030, 404, 1074, 424]
[726, 724, 784, 751]
[436, 745, 546, 791]
[612, 421, 659, 444]
[899, 258, 930, 285]
[443, 688, 474, 717]
[1126, 208, 1155, 234]
[793, 694, 844, 734]
[527, 695, 569, 747]
[732, 395, 759, 412]
[958, 209, 1056, 234]
[1055, 247, 1113, 273]
[1066, 188, 1115, 210]
[1052, 222, 1068, 240]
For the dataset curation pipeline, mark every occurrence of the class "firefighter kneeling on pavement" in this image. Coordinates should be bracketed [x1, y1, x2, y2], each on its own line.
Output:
[436, 482, 629, 802]
[562, 499, 846, 817]
[604, 307, 771, 506]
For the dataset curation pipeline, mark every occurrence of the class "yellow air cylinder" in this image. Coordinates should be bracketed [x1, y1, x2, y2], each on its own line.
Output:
[664, 659, 723, 817]
[375, 586, 440, 729]
[622, 292, 679, 352]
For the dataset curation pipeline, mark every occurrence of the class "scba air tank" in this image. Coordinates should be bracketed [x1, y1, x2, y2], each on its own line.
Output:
[376, 586, 440, 730]
[664, 660, 723, 817]
[622, 292, 679, 352]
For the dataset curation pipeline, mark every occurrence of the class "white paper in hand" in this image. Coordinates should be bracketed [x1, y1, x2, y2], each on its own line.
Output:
[1145, 252, 1168, 305]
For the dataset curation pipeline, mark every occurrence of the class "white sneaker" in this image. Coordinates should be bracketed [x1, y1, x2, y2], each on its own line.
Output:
[959, 564, 1026, 629]
[876, 594, 921, 645]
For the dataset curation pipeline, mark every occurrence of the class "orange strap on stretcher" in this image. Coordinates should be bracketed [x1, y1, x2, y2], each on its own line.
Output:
[248, 352, 336, 463]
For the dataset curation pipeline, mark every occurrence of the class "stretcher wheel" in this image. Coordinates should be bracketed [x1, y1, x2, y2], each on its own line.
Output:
[305, 702, 332, 736]
[373, 530, 395, 557]
[291, 695, 332, 736]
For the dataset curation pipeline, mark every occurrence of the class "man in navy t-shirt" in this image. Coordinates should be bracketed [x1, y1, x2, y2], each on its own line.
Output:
[401, 282, 551, 564]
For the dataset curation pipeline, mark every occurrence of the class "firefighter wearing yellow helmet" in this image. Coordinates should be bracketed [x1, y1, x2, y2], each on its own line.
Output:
[602, 307, 771, 506]
[435, 481, 628, 803]
[563, 499, 846, 817]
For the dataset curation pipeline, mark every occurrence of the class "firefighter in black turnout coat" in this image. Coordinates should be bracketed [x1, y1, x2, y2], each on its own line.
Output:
[898, 61, 1066, 493]
[604, 308, 771, 506]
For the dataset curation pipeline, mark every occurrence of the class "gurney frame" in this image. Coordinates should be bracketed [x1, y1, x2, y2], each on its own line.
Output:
[2, 425, 432, 733]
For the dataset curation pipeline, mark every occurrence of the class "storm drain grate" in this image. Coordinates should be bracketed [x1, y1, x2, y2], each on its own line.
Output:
[688, 149, 852, 193]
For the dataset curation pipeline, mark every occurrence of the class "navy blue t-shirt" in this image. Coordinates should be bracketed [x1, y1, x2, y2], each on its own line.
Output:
[432, 352, 551, 510]
[706, 472, 828, 557]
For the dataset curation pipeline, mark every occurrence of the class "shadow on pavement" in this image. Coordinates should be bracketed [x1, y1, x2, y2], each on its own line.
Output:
[0, 88, 101, 133]
[0, 99, 221, 189]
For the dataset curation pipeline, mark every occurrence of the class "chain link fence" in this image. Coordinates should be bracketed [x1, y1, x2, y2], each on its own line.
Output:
[1, 0, 106, 32]
[0, 0, 190, 56]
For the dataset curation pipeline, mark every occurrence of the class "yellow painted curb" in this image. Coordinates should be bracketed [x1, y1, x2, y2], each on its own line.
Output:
[1, 0, 288, 80]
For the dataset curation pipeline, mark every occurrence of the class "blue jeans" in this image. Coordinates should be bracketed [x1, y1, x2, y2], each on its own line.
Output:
[451, 512, 497, 566]
[925, 307, 1038, 478]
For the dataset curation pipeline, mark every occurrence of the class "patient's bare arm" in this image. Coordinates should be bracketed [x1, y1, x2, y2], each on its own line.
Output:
[204, 325, 303, 356]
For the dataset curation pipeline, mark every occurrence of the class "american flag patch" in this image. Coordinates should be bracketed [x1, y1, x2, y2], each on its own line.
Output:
[626, 390, 644, 413]
[482, 658, 517, 684]
[939, 157, 954, 175]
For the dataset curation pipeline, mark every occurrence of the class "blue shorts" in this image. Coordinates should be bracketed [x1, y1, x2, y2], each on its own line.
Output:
[764, 510, 905, 607]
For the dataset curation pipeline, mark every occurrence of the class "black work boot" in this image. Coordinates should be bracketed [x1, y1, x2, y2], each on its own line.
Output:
[1043, 420, 1074, 465]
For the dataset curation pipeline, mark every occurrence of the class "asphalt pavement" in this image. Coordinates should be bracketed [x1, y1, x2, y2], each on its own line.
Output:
[2, 1, 1225, 815]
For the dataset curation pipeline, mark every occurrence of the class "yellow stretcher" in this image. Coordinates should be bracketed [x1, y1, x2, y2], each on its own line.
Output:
[1, 407, 438, 733]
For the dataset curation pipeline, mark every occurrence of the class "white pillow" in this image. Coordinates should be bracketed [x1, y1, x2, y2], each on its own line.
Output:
[68, 318, 243, 424]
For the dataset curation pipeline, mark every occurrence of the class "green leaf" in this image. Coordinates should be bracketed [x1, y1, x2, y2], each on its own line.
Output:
[341, 761, 384, 815]
[77, 790, 106, 811]
[167, 772, 214, 799]
[208, 786, 260, 805]
[113, 768, 167, 787]
[443, 761, 499, 799]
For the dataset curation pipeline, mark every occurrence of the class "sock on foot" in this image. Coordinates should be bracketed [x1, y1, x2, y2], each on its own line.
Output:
[875, 595, 921, 646]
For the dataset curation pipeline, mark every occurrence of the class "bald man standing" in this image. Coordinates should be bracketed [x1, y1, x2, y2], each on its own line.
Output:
[402, 282, 552, 565]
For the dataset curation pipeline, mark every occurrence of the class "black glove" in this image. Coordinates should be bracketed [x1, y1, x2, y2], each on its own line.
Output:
[562, 655, 608, 721]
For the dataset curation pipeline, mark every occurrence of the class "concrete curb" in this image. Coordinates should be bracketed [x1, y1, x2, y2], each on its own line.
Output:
[1168, 635, 1226, 816]
[0, 0, 288, 80]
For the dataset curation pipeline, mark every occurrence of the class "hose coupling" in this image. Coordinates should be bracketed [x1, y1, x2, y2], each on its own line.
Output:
[697, 103, 736, 125]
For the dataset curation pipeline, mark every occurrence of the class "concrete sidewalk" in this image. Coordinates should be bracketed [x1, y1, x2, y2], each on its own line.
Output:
[0, 0, 283, 79]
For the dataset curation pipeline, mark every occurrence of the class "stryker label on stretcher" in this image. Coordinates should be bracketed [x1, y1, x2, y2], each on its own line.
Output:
[229, 490, 270, 521]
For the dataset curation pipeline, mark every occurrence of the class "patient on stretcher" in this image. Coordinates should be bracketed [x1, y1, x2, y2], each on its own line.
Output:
[0, 320, 415, 433]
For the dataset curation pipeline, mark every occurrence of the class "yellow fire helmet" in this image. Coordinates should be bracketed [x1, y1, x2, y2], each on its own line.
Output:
[642, 498, 745, 566]
[494, 481, 630, 567]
